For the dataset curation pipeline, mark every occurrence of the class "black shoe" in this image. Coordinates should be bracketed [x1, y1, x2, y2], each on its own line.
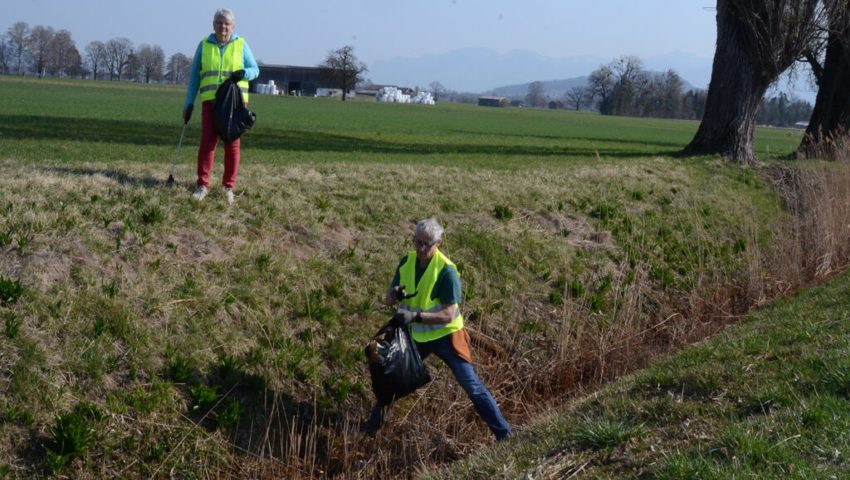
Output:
[360, 404, 386, 436]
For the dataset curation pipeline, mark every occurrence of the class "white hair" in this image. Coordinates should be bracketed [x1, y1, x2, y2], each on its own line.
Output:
[415, 218, 444, 243]
[214, 8, 235, 24]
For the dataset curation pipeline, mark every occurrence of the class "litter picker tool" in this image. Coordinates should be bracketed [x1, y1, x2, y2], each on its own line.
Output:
[166, 120, 188, 187]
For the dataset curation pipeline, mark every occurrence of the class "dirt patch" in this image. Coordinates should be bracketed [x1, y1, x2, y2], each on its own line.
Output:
[524, 209, 614, 249]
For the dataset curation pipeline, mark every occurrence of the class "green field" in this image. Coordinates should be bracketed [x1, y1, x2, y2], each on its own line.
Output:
[0, 76, 844, 479]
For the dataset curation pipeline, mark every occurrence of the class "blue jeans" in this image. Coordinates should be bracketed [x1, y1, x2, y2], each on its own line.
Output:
[416, 334, 512, 440]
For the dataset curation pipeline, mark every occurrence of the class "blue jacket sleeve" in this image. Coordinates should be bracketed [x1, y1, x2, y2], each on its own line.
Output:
[183, 41, 203, 110]
[242, 40, 259, 81]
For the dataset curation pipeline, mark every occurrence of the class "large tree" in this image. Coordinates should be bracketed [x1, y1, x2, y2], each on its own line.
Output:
[27, 25, 54, 77]
[525, 81, 547, 107]
[105, 37, 133, 81]
[564, 86, 591, 111]
[588, 64, 615, 113]
[0, 39, 11, 74]
[45, 29, 79, 77]
[320, 45, 367, 101]
[607, 55, 648, 116]
[798, 1, 850, 158]
[136, 44, 165, 83]
[84, 41, 107, 80]
[429, 81, 445, 101]
[7, 22, 29, 75]
[166, 52, 192, 84]
[684, 0, 822, 165]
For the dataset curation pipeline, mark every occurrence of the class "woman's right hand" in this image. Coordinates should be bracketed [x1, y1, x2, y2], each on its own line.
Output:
[182, 104, 194, 124]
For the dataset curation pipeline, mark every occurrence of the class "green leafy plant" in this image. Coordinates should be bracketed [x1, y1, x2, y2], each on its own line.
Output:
[140, 206, 163, 225]
[493, 205, 513, 220]
[167, 354, 193, 383]
[47, 403, 103, 473]
[190, 384, 218, 409]
[215, 398, 243, 429]
[4, 313, 20, 339]
[0, 276, 23, 306]
[571, 416, 644, 451]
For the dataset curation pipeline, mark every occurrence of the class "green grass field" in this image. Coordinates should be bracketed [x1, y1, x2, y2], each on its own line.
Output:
[0, 75, 844, 479]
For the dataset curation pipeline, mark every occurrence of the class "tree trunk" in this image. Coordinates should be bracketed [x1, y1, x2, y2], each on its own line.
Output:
[683, 44, 767, 165]
[684, 0, 820, 165]
[798, 8, 850, 158]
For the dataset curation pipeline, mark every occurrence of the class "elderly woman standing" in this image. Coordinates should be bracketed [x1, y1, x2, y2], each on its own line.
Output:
[183, 8, 259, 205]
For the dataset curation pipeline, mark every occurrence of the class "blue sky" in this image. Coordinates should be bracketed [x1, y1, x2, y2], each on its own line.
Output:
[11, 1, 718, 65]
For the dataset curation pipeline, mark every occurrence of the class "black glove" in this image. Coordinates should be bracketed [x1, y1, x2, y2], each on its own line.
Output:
[231, 69, 245, 82]
[390, 286, 406, 302]
[392, 309, 418, 327]
[182, 104, 193, 124]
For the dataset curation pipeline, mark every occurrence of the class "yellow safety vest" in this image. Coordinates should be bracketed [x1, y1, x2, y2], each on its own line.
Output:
[399, 249, 464, 343]
[199, 36, 249, 103]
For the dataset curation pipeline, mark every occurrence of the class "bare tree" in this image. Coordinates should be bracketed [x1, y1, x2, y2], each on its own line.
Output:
[45, 29, 79, 77]
[7, 22, 29, 75]
[136, 44, 165, 83]
[320, 45, 368, 101]
[84, 41, 107, 80]
[429, 81, 445, 101]
[799, 1, 850, 158]
[525, 81, 547, 107]
[659, 70, 685, 118]
[105, 37, 133, 80]
[125, 52, 141, 82]
[684, 0, 823, 165]
[27, 25, 54, 77]
[563, 86, 590, 111]
[607, 56, 649, 116]
[166, 52, 192, 84]
[0, 39, 11, 74]
[588, 64, 615, 113]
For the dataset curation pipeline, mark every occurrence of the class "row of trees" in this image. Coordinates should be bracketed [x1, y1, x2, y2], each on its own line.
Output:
[756, 92, 813, 127]
[0, 21, 192, 83]
[527, 55, 810, 127]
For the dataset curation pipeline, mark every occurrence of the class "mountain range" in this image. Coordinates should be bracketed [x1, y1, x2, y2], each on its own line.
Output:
[368, 47, 714, 95]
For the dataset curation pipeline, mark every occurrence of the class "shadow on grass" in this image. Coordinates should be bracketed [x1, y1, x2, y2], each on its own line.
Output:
[41, 165, 174, 188]
[2, 115, 679, 159]
[185, 356, 354, 476]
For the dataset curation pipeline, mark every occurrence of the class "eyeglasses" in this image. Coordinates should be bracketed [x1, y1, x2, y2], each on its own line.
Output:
[413, 237, 436, 249]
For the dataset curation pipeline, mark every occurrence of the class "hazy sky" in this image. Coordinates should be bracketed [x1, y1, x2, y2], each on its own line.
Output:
[9, 0, 718, 66]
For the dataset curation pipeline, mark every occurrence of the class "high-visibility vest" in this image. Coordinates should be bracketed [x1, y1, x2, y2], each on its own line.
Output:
[199, 37, 249, 103]
[399, 249, 464, 343]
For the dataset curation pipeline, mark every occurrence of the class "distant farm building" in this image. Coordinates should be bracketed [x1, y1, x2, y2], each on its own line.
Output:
[356, 84, 414, 99]
[251, 64, 337, 96]
[478, 96, 507, 108]
[548, 100, 564, 110]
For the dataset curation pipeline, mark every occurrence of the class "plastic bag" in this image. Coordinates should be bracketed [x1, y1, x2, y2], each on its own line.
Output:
[213, 78, 256, 143]
[365, 322, 431, 404]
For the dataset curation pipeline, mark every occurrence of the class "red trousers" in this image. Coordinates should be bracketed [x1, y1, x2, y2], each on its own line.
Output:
[197, 101, 240, 189]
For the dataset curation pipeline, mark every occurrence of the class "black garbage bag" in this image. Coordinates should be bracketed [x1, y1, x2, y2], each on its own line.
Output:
[365, 321, 431, 405]
[213, 77, 256, 143]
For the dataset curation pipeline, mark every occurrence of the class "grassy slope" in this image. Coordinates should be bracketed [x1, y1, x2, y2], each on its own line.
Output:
[0, 76, 829, 478]
[425, 269, 850, 479]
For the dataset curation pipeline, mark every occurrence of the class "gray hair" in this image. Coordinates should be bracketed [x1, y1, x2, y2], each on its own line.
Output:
[415, 218, 444, 243]
[214, 8, 235, 24]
